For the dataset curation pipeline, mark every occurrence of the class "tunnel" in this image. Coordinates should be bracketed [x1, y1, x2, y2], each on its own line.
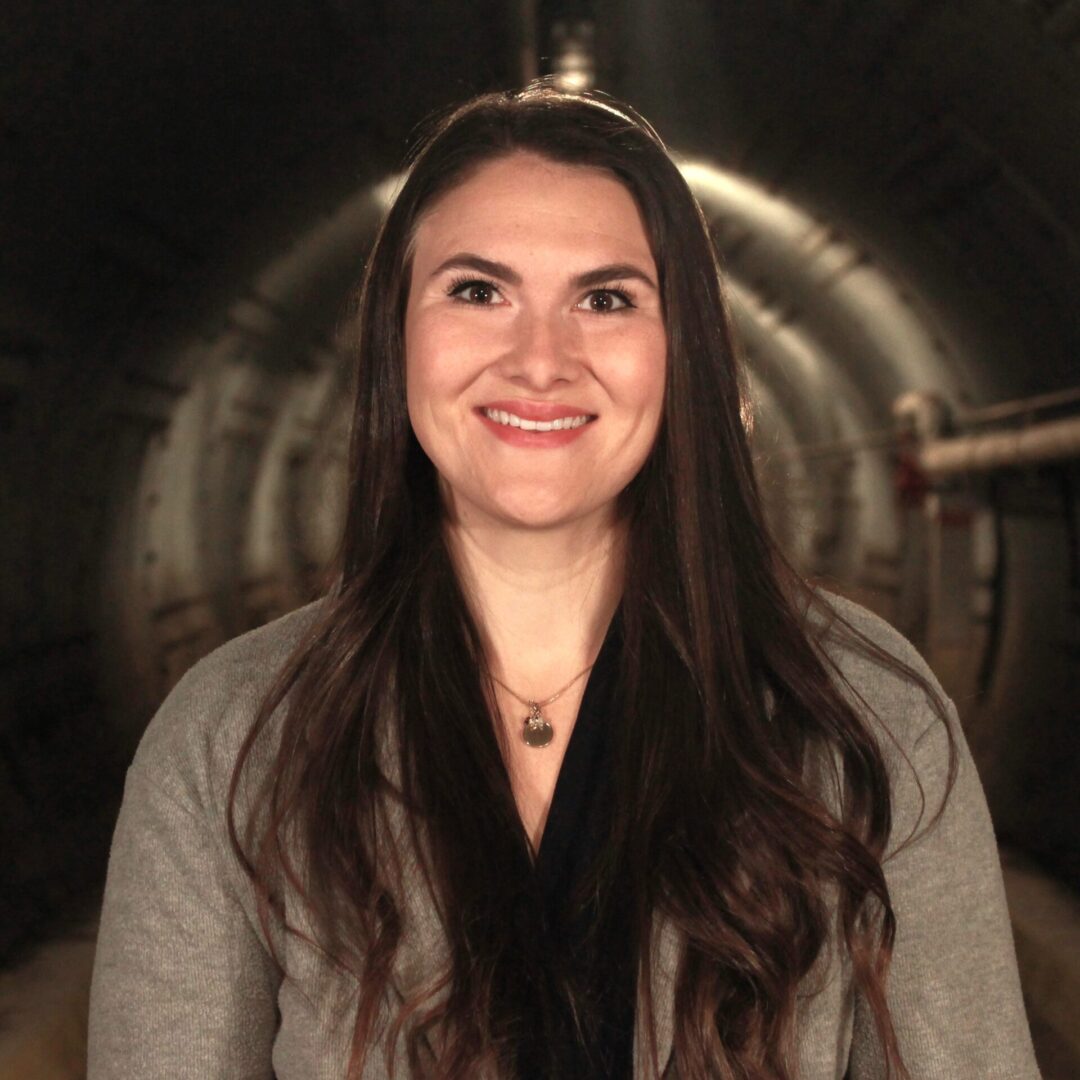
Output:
[1, 2, 1078, 1076]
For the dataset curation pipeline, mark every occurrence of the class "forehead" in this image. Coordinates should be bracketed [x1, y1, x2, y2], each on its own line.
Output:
[410, 152, 655, 267]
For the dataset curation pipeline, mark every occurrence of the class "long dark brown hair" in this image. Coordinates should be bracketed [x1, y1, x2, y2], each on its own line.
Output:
[228, 81, 954, 1079]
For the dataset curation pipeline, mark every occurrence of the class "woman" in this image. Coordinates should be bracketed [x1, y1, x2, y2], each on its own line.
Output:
[88, 82, 1040, 1079]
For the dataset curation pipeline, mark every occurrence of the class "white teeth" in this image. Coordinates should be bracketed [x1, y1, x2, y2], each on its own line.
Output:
[483, 408, 591, 431]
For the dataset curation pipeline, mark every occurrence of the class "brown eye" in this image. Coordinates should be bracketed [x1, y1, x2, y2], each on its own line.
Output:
[581, 288, 633, 313]
[448, 279, 501, 304]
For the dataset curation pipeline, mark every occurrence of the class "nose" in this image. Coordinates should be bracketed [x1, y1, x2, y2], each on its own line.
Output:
[496, 307, 583, 391]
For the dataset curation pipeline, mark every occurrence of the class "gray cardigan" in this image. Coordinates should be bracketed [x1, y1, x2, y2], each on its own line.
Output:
[87, 594, 1041, 1078]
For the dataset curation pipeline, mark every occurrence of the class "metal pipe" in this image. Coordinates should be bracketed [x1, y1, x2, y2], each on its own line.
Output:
[918, 414, 1080, 476]
[955, 384, 1080, 427]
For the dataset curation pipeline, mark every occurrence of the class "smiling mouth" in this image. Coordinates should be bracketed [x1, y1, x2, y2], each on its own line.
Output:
[480, 407, 594, 432]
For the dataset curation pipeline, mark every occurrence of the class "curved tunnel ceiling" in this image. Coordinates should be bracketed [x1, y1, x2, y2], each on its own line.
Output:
[97, 152, 971, 721]
[3, 0, 1079, 965]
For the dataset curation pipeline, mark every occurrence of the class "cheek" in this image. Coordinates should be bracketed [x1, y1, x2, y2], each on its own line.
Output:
[403, 335, 446, 459]
[404, 317, 485, 475]
[404, 319, 454, 425]
[405, 314, 484, 403]
[615, 327, 667, 425]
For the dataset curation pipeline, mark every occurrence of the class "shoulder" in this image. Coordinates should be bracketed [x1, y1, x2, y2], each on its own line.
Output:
[803, 588, 947, 735]
[129, 598, 328, 811]
[801, 589, 960, 839]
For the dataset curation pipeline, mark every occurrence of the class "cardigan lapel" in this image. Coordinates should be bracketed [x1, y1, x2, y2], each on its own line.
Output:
[378, 795, 464, 1076]
[384, 818, 452, 1004]
[371, 723, 456, 1068]
[378, 770, 453, 1006]
[635, 909, 683, 1078]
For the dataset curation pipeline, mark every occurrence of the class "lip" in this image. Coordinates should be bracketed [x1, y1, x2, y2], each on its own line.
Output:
[475, 400, 596, 449]
[477, 399, 596, 422]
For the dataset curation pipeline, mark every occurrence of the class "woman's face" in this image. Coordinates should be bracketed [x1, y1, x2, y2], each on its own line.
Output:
[404, 151, 667, 532]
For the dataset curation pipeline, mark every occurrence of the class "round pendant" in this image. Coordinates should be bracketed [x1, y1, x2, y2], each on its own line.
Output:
[522, 707, 554, 748]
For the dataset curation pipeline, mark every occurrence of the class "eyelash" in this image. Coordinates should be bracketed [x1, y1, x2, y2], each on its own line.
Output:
[445, 274, 638, 312]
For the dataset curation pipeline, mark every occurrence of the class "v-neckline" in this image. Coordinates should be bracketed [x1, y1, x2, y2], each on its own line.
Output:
[514, 609, 637, 1080]
[532, 609, 622, 877]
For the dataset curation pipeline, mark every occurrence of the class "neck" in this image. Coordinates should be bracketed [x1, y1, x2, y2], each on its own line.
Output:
[444, 505, 626, 697]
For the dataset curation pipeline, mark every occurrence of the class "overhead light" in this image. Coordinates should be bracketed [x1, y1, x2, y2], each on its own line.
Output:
[550, 19, 595, 92]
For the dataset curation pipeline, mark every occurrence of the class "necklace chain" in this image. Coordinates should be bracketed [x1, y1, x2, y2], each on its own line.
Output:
[489, 661, 594, 710]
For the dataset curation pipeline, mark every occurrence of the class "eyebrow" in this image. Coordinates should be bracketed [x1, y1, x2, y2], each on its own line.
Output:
[429, 252, 658, 291]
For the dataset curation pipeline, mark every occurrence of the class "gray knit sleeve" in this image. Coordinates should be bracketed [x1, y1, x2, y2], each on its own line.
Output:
[87, 662, 282, 1079]
[848, 699, 1041, 1079]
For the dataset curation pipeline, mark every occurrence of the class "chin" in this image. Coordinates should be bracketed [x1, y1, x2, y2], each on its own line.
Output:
[443, 471, 623, 532]
[498, 507, 580, 531]
[484, 488, 615, 532]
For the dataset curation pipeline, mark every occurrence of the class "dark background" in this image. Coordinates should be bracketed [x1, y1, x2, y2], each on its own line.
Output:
[1, 2, 1078, 1076]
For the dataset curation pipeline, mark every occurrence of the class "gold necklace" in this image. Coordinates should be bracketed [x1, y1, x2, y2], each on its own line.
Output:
[489, 662, 595, 748]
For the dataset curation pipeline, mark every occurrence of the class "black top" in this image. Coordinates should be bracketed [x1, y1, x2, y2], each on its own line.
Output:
[514, 612, 637, 1080]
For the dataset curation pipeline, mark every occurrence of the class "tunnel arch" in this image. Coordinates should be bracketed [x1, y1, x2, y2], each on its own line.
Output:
[93, 153, 979, 724]
[81, 120, 1078, 899]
